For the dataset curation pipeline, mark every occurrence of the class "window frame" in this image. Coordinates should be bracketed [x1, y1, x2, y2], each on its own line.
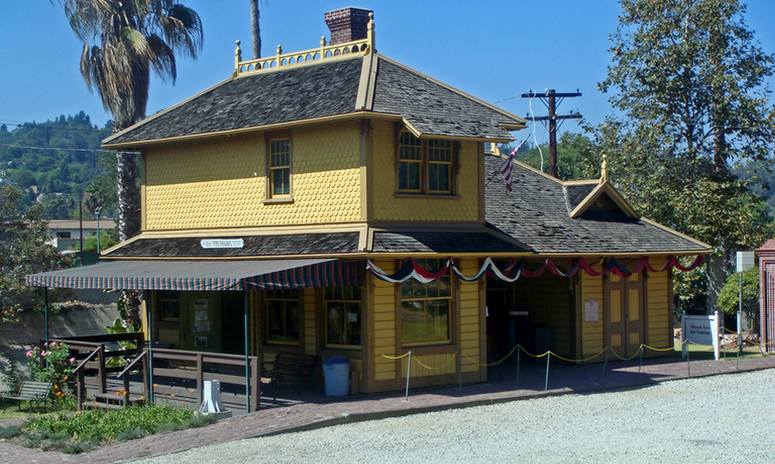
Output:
[398, 261, 454, 348]
[323, 286, 363, 350]
[266, 134, 293, 201]
[157, 291, 181, 322]
[264, 289, 302, 346]
[394, 127, 459, 196]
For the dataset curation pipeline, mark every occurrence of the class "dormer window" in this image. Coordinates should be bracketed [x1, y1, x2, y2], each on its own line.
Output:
[268, 137, 292, 197]
[397, 130, 456, 195]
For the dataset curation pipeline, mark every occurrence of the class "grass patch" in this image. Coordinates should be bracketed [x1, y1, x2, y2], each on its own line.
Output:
[18, 404, 215, 454]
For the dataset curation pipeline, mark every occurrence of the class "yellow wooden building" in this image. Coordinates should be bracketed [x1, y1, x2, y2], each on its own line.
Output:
[28, 8, 710, 400]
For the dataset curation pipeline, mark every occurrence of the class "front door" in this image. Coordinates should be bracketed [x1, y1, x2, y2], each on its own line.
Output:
[605, 271, 644, 358]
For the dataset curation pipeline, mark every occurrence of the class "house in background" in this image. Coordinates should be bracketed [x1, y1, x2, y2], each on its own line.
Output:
[46, 218, 116, 252]
[27, 8, 710, 409]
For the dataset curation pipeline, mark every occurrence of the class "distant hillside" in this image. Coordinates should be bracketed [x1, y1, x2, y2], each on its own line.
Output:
[0, 112, 115, 219]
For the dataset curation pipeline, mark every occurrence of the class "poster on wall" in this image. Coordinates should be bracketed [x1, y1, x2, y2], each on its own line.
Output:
[584, 299, 599, 322]
[193, 299, 210, 333]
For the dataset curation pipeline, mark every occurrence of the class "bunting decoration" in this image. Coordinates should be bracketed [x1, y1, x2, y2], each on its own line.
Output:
[366, 255, 705, 284]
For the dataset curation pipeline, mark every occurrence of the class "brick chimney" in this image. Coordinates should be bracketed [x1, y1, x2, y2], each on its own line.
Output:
[324, 7, 373, 45]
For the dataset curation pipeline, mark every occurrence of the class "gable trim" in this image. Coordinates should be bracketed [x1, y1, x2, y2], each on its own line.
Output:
[569, 181, 639, 219]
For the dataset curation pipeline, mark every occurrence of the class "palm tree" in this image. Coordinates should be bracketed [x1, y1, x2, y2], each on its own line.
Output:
[61, 0, 203, 241]
[250, 0, 261, 58]
[60, 0, 203, 325]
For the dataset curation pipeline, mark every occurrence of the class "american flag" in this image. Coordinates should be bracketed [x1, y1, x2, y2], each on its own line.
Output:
[499, 141, 523, 192]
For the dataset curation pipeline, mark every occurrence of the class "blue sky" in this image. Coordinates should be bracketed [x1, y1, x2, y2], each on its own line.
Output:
[1, 1, 773, 142]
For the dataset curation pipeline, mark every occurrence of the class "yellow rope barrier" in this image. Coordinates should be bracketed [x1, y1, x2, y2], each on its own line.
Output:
[518, 346, 550, 359]
[380, 353, 411, 360]
[551, 347, 610, 363]
[641, 343, 677, 352]
[607, 346, 644, 361]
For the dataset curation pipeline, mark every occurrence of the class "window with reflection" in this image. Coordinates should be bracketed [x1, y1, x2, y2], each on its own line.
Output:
[400, 260, 452, 345]
[325, 286, 362, 348]
[265, 289, 300, 344]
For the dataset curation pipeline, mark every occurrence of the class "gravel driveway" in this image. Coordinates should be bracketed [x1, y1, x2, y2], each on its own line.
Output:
[136, 369, 775, 464]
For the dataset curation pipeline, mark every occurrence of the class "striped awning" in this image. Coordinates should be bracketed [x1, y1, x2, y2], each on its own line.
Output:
[26, 259, 363, 291]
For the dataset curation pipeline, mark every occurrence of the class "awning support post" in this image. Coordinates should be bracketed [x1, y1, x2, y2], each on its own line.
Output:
[146, 294, 154, 404]
[43, 287, 50, 346]
[243, 285, 251, 413]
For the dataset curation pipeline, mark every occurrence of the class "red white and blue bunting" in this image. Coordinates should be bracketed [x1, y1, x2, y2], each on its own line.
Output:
[366, 255, 705, 284]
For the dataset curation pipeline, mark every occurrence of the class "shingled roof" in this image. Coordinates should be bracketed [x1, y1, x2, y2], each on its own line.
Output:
[103, 54, 524, 148]
[484, 155, 710, 254]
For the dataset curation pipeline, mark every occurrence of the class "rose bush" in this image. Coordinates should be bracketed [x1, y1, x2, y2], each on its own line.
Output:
[27, 341, 76, 397]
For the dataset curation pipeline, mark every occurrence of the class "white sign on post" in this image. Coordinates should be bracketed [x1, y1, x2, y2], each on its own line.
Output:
[736, 251, 755, 273]
[681, 311, 720, 360]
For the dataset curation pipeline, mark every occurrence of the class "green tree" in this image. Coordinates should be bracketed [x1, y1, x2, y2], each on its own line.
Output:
[716, 267, 759, 329]
[60, 0, 203, 326]
[594, 0, 775, 312]
[0, 185, 68, 323]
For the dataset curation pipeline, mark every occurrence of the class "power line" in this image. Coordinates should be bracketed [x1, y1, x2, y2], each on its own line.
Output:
[521, 89, 583, 178]
[0, 143, 122, 154]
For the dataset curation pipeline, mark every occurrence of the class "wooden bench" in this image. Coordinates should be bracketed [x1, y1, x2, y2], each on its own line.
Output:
[1, 381, 52, 411]
[262, 353, 319, 399]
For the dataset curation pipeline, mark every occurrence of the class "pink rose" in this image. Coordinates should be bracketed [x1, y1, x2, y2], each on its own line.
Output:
[69, 357, 76, 364]
[48, 341, 57, 348]
[25, 350, 33, 358]
[41, 350, 49, 357]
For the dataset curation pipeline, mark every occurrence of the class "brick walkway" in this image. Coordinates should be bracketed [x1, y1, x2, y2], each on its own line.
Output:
[1, 355, 774, 464]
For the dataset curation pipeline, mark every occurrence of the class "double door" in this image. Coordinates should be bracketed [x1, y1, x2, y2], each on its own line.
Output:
[604, 271, 644, 358]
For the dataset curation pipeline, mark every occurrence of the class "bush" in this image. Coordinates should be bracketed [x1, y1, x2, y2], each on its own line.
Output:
[25, 404, 195, 444]
[717, 267, 759, 324]
[26, 341, 76, 397]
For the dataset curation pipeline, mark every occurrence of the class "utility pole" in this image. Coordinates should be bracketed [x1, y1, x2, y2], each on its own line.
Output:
[521, 89, 582, 178]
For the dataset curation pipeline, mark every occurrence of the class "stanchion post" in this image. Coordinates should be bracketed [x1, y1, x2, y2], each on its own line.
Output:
[404, 351, 413, 401]
[600, 348, 608, 386]
[516, 345, 521, 386]
[544, 352, 551, 391]
[457, 351, 462, 391]
[638, 345, 644, 373]
[686, 343, 691, 377]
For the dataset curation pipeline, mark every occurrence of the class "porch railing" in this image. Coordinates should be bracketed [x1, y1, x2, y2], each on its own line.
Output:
[48, 333, 261, 412]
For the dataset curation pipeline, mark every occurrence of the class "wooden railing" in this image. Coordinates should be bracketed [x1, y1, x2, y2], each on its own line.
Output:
[49, 334, 261, 412]
[234, 12, 374, 76]
[150, 348, 260, 412]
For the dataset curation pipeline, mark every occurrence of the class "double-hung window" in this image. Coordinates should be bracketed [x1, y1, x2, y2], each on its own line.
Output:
[265, 289, 300, 344]
[398, 131, 423, 192]
[268, 138, 291, 197]
[325, 286, 362, 348]
[400, 260, 453, 346]
[397, 130, 455, 194]
[427, 139, 452, 193]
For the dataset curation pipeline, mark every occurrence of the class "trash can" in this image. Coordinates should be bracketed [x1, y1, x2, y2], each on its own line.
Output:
[323, 356, 350, 397]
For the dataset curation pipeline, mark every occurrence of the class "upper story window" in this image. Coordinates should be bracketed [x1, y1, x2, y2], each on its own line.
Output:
[398, 131, 422, 192]
[397, 130, 456, 195]
[268, 138, 292, 197]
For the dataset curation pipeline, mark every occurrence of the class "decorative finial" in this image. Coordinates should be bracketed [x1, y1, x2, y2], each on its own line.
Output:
[600, 153, 608, 182]
[320, 36, 327, 47]
[234, 40, 242, 71]
[367, 12, 376, 52]
[276, 44, 282, 55]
